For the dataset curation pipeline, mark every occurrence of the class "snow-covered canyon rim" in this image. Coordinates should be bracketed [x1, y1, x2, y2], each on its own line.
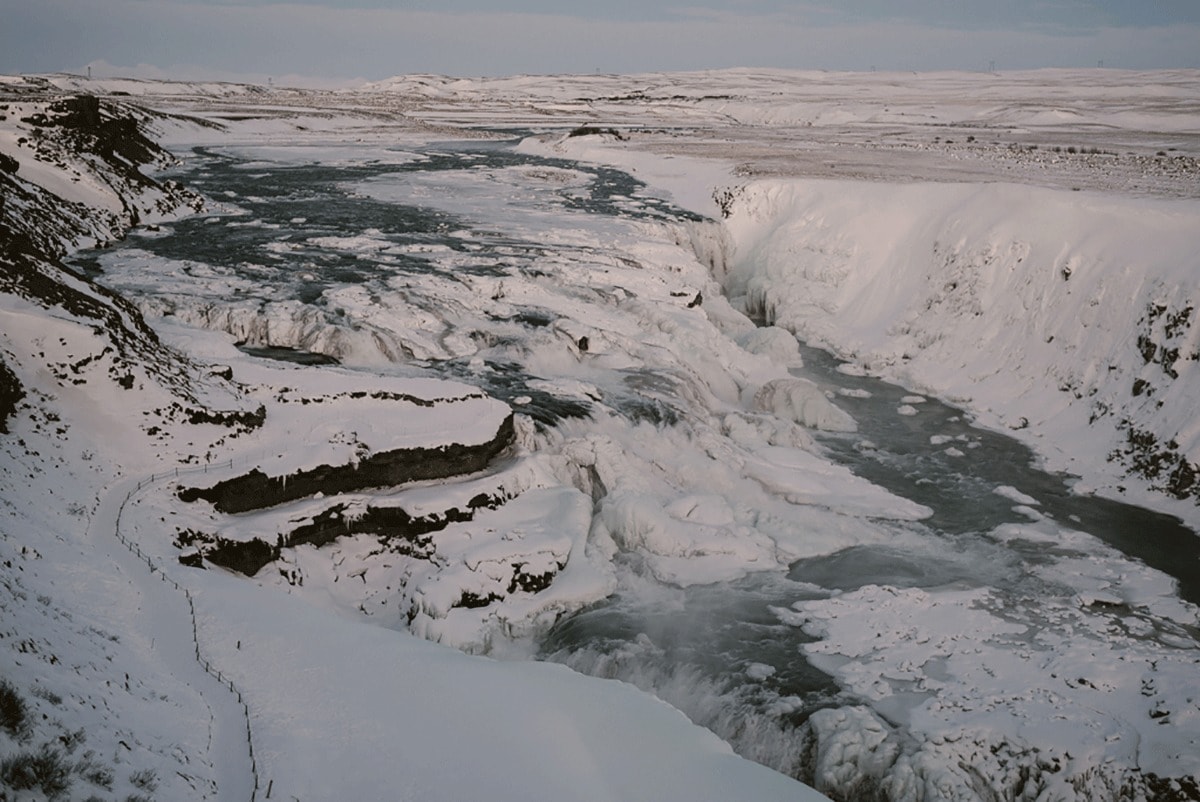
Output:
[709, 178, 1200, 517]
[487, 69, 1200, 526]
[4, 68, 1200, 802]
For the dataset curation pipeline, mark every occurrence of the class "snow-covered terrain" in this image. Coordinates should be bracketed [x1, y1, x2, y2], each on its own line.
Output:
[1, 76, 825, 801]
[4, 68, 1199, 801]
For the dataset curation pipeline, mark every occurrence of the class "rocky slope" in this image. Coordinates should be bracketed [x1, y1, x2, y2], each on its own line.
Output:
[0, 79, 522, 799]
[0, 79, 262, 801]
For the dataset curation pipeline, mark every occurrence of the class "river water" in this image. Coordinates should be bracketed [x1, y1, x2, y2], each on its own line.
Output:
[80, 137, 1200, 797]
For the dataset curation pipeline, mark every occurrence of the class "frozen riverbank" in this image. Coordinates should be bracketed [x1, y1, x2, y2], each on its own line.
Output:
[718, 178, 1200, 518]
[528, 86, 1200, 525]
[6, 68, 1200, 802]
[1, 78, 829, 801]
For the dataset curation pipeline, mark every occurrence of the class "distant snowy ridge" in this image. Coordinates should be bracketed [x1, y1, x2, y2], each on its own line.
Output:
[10, 70, 1200, 802]
[713, 179, 1200, 517]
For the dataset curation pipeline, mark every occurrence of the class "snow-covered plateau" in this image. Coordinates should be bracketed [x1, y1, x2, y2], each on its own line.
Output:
[2, 68, 1199, 801]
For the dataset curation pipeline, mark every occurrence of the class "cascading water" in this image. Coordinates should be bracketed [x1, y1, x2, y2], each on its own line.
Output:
[82, 136, 1200, 801]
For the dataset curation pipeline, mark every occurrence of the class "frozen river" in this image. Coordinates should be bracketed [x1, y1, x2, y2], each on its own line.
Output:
[82, 137, 1200, 799]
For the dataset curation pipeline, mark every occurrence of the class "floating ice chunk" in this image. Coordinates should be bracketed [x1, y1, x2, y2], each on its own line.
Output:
[746, 662, 776, 681]
[307, 234, 392, 253]
[736, 326, 802, 364]
[837, 388, 871, 399]
[594, 491, 779, 585]
[743, 447, 931, 520]
[929, 434, 953, 445]
[896, 405, 919, 416]
[901, 395, 926, 404]
[665, 494, 736, 527]
[994, 485, 1039, 506]
[836, 362, 867, 377]
[722, 412, 818, 451]
[943, 447, 965, 457]
[805, 707, 899, 796]
[754, 378, 857, 432]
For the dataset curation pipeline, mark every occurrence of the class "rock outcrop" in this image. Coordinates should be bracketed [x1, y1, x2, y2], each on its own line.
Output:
[0, 357, 23, 434]
[179, 413, 516, 514]
[0, 90, 224, 404]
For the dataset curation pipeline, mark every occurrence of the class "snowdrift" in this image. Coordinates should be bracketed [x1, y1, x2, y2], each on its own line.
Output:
[1, 82, 830, 802]
[718, 178, 1200, 516]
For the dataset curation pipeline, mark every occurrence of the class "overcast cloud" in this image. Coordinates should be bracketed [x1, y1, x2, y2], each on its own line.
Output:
[2, 0, 1198, 83]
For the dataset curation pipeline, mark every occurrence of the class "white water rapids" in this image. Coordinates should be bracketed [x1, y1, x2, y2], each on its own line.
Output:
[83, 138, 1200, 801]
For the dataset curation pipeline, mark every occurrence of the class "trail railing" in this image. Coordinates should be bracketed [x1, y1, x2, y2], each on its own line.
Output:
[111, 455, 265, 801]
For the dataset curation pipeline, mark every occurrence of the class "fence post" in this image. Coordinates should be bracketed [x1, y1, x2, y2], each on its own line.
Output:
[117, 466, 261, 802]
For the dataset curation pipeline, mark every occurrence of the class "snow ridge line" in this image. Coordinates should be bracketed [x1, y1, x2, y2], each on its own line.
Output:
[111, 458, 262, 802]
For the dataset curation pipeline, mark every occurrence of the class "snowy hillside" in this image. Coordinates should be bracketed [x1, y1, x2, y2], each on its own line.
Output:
[1, 77, 827, 801]
[506, 68, 1200, 520]
[4, 67, 1200, 802]
[716, 179, 1200, 510]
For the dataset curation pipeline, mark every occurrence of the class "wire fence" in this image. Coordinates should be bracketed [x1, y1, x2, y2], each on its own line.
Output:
[112, 457, 265, 801]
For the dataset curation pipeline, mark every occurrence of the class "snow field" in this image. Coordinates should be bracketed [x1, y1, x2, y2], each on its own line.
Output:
[1, 83, 834, 800]
[716, 178, 1200, 519]
[9, 68, 1200, 802]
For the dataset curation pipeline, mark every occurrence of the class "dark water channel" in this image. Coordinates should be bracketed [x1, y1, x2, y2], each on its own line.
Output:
[77, 139, 702, 423]
[542, 338, 1200, 760]
[78, 137, 1200, 782]
[794, 344, 1200, 606]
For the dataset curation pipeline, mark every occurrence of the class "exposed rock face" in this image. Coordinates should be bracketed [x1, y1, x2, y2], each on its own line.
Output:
[0, 357, 23, 434]
[2, 93, 199, 261]
[285, 491, 504, 552]
[182, 490, 508, 576]
[23, 96, 160, 190]
[0, 92, 214, 399]
[1, 231, 164, 363]
[180, 413, 516, 514]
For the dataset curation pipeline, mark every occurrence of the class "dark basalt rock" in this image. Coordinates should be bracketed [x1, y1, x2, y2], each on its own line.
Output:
[1109, 422, 1200, 503]
[204, 537, 281, 577]
[456, 590, 502, 609]
[0, 357, 24, 434]
[1144, 772, 1200, 802]
[565, 125, 626, 141]
[178, 549, 205, 569]
[180, 413, 515, 514]
[186, 490, 512, 577]
[508, 563, 558, 594]
[185, 404, 266, 430]
[0, 92, 260, 437]
[25, 95, 163, 191]
[285, 490, 504, 553]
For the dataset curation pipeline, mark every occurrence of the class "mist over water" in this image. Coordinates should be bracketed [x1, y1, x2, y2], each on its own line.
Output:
[539, 339, 1200, 780]
[81, 138, 1200, 795]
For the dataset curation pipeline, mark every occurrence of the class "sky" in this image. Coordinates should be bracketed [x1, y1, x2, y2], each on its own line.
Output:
[1, 0, 1199, 84]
